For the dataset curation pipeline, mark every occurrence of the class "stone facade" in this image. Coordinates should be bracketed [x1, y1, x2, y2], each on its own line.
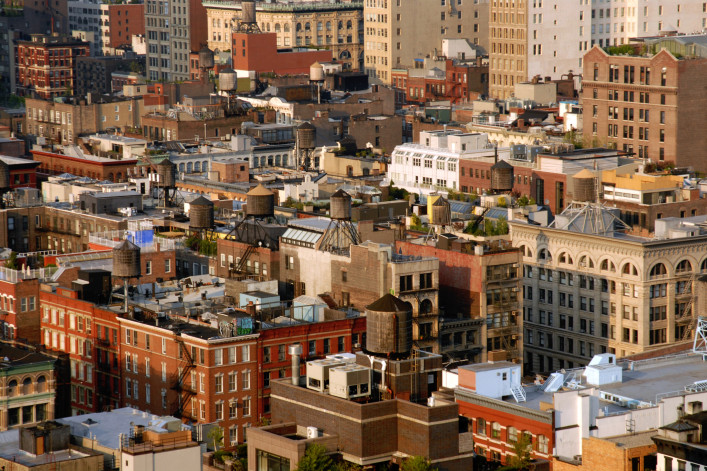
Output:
[511, 218, 707, 373]
[364, 0, 489, 84]
[204, 0, 363, 71]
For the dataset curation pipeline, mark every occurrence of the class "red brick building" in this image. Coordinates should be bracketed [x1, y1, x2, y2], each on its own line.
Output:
[1, 156, 41, 189]
[17, 34, 90, 99]
[31, 148, 138, 182]
[455, 363, 554, 469]
[103, 4, 145, 50]
[582, 46, 707, 172]
[391, 59, 489, 105]
[231, 32, 332, 75]
[40, 283, 121, 415]
[119, 314, 258, 447]
[256, 316, 366, 417]
[0, 274, 41, 344]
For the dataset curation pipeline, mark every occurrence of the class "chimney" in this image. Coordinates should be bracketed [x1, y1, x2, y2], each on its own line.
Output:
[288, 344, 302, 386]
[245, 301, 256, 316]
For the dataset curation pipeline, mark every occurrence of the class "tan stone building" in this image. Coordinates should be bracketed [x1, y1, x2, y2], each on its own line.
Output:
[581, 45, 707, 172]
[512, 206, 707, 374]
[25, 96, 144, 145]
[0, 344, 56, 430]
[204, 0, 364, 71]
[488, 0, 528, 99]
[364, 0, 489, 84]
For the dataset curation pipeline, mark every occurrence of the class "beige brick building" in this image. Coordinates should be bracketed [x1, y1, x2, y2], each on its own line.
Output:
[488, 0, 528, 99]
[364, 0, 489, 84]
[512, 208, 707, 374]
[581, 45, 707, 172]
[25, 96, 144, 145]
[204, 0, 364, 71]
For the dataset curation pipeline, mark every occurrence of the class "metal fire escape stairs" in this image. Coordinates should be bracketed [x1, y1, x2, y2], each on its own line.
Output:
[677, 273, 699, 341]
[511, 384, 526, 403]
[233, 244, 255, 274]
[172, 337, 196, 419]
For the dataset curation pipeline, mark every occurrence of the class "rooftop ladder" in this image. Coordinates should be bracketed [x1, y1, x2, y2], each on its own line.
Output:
[511, 384, 526, 403]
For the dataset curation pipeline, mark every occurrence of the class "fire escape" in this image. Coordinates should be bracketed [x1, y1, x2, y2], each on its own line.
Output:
[677, 273, 698, 341]
[171, 336, 196, 420]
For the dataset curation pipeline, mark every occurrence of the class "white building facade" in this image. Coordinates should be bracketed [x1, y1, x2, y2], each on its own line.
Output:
[389, 130, 506, 196]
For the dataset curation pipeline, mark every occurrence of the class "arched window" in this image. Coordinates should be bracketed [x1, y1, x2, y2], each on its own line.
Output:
[676, 259, 693, 274]
[339, 50, 351, 60]
[558, 252, 573, 264]
[260, 156, 266, 167]
[304, 22, 311, 31]
[346, 20, 352, 29]
[337, 20, 343, 29]
[296, 23, 302, 32]
[179, 163, 185, 172]
[491, 422, 501, 438]
[36, 376, 46, 393]
[186, 162, 193, 173]
[202, 161, 208, 172]
[578, 255, 594, 268]
[8, 379, 17, 397]
[420, 299, 433, 314]
[650, 263, 667, 279]
[507, 426, 518, 443]
[538, 248, 551, 261]
[701, 259, 707, 272]
[622, 263, 638, 276]
[326, 21, 331, 31]
[22, 377, 31, 395]
[600, 259, 616, 272]
[194, 161, 201, 172]
[284, 24, 290, 32]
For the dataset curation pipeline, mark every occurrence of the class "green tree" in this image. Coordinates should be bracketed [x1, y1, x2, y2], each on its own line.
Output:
[400, 456, 437, 471]
[296, 444, 333, 471]
[496, 216, 509, 235]
[498, 196, 508, 208]
[207, 426, 224, 451]
[504, 433, 533, 470]
[4, 252, 18, 269]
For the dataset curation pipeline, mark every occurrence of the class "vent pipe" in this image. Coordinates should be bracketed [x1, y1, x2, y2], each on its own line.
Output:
[288, 344, 302, 386]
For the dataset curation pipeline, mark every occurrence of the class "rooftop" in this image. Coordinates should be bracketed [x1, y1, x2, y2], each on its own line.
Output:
[57, 407, 186, 451]
[460, 353, 707, 414]
[0, 343, 55, 368]
[0, 429, 97, 467]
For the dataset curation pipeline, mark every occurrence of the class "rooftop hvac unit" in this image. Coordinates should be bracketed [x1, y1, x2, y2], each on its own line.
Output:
[329, 365, 372, 400]
[306, 359, 346, 393]
[306, 427, 319, 439]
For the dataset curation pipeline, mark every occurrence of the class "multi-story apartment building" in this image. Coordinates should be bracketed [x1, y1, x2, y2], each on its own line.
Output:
[119, 313, 258, 446]
[396, 238, 523, 365]
[280, 223, 440, 352]
[40, 282, 119, 415]
[205, 0, 363, 71]
[16, 34, 90, 99]
[512, 209, 707, 374]
[144, 0, 207, 81]
[99, 3, 145, 55]
[489, 0, 707, 99]
[391, 57, 489, 105]
[581, 43, 707, 172]
[364, 0, 489, 83]
[388, 130, 504, 196]
[25, 95, 144, 145]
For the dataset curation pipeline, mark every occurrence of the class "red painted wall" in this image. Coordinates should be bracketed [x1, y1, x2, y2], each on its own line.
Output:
[231, 32, 332, 75]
